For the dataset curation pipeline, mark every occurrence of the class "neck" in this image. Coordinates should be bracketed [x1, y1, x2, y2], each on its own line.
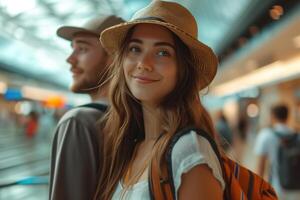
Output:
[271, 119, 287, 126]
[142, 103, 162, 141]
[89, 85, 108, 102]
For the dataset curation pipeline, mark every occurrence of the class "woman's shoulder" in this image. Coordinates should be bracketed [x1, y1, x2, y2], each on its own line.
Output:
[170, 129, 221, 175]
[171, 130, 216, 159]
[170, 129, 225, 193]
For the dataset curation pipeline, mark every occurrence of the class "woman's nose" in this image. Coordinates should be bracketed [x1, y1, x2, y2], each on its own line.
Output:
[137, 54, 153, 72]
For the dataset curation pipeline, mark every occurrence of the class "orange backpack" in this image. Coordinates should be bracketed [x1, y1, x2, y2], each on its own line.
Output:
[149, 127, 278, 200]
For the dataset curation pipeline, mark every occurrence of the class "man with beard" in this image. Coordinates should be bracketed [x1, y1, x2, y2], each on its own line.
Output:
[49, 15, 124, 200]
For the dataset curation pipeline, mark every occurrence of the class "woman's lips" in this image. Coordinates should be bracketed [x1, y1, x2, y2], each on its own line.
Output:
[132, 75, 159, 84]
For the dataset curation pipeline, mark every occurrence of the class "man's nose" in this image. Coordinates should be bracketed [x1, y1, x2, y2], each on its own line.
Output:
[66, 52, 77, 65]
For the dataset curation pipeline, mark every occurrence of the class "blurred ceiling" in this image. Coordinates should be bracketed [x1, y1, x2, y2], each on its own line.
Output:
[0, 0, 297, 89]
[211, 3, 300, 95]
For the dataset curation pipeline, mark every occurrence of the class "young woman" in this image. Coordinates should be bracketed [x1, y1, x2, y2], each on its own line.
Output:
[95, 1, 224, 199]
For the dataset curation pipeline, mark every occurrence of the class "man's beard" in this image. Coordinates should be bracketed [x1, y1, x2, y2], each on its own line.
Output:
[70, 70, 108, 94]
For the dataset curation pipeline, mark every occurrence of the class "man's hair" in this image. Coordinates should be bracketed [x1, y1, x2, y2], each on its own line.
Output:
[271, 104, 289, 122]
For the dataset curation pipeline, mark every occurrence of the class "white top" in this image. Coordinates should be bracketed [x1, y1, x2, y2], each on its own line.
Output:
[111, 130, 225, 200]
[254, 123, 300, 199]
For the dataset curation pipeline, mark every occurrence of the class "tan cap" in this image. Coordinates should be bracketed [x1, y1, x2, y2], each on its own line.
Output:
[100, 1, 218, 90]
[57, 15, 125, 41]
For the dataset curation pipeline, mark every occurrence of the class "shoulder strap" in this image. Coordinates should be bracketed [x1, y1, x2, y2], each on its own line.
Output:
[272, 128, 298, 144]
[149, 126, 229, 200]
[272, 128, 285, 139]
[78, 103, 108, 112]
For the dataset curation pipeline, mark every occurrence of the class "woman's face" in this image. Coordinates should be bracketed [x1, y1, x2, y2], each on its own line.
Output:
[123, 24, 178, 106]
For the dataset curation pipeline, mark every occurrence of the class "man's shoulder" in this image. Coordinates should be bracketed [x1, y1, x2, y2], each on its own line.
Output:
[58, 104, 106, 125]
[256, 127, 275, 142]
[273, 123, 294, 135]
[259, 127, 274, 135]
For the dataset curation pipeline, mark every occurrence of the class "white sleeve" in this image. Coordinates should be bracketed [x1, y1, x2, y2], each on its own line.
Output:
[254, 128, 272, 156]
[171, 130, 225, 199]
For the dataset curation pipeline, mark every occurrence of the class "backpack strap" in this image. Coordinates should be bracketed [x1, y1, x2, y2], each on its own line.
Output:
[149, 155, 173, 200]
[149, 126, 230, 200]
[272, 128, 298, 146]
[78, 103, 108, 112]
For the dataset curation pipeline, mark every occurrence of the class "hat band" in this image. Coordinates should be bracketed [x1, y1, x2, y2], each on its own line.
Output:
[133, 16, 166, 23]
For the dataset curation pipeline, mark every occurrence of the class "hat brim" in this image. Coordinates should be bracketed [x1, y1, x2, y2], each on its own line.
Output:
[100, 20, 218, 90]
[57, 26, 98, 41]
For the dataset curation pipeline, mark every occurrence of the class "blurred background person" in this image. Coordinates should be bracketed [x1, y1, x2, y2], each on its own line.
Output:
[215, 110, 233, 151]
[254, 103, 300, 200]
[36, 108, 56, 142]
[24, 111, 39, 139]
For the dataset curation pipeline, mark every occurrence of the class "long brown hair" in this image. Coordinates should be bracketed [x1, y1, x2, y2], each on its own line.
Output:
[94, 26, 217, 200]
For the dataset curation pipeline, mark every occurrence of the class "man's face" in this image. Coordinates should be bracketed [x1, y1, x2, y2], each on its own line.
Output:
[67, 33, 108, 93]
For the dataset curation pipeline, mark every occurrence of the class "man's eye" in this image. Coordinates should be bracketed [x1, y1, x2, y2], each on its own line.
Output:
[78, 47, 88, 52]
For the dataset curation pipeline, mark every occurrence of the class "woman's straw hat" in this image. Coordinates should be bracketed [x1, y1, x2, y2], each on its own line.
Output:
[100, 0, 218, 89]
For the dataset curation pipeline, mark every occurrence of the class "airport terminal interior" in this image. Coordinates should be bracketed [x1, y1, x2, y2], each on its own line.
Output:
[0, 0, 300, 199]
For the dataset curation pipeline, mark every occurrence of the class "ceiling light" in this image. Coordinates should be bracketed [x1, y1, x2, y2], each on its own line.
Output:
[1, 0, 37, 16]
[294, 35, 300, 48]
[212, 55, 300, 96]
[53, 1, 78, 15]
[247, 104, 259, 118]
[14, 101, 32, 115]
[0, 81, 7, 94]
[269, 5, 284, 20]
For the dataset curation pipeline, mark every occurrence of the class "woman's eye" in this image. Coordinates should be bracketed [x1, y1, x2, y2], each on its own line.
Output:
[157, 50, 171, 57]
[128, 46, 141, 53]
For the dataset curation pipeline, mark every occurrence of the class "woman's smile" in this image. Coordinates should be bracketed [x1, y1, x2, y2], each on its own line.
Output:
[132, 74, 160, 84]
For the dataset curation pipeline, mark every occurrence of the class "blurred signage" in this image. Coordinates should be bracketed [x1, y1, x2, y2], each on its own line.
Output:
[44, 96, 65, 108]
[4, 88, 22, 100]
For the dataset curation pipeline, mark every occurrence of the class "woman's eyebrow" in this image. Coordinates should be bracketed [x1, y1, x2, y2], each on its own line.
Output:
[129, 38, 142, 44]
[154, 42, 175, 49]
[129, 38, 175, 50]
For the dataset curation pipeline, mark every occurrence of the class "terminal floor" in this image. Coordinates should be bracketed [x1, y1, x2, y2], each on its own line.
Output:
[0, 127, 259, 200]
[0, 127, 50, 200]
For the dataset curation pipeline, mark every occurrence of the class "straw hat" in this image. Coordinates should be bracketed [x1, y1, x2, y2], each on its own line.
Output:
[57, 15, 124, 41]
[100, 0, 218, 89]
